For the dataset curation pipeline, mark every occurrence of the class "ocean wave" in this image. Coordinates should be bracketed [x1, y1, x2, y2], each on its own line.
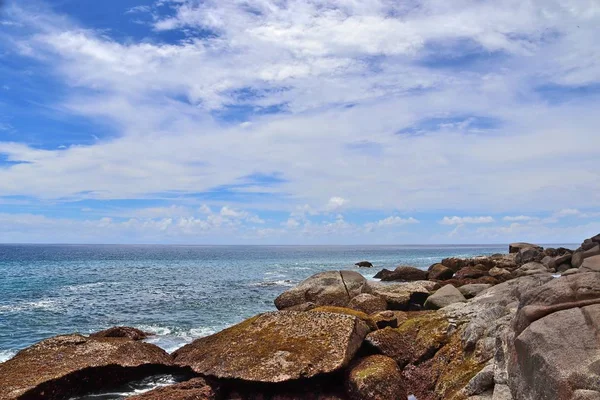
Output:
[60, 282, 109, 293]
[137, 325, 217, 353]
[0, 349, 16, 363]
[0, 299, 61, 314]
[250, 279, 294, 288]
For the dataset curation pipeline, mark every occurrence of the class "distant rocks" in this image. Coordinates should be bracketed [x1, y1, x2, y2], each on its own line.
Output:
[274, 271, 370, 310]
[355, 261, 373, 268]
[173, 311, 370, 383]
[0, 334, 174, 400]
[373, 266, 427, 282]
[509, 242, 543, 254]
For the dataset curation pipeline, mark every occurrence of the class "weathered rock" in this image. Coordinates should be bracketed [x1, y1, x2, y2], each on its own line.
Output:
[515, 247, 542, 265]
[283, 302, 317, 311]
[90, 326, 149, 341]
[345, 355, 406, 400]
[367, 281, 438, 310]
[582, 240, 598, 251]
[592, 234, 600, 243]
[459, 284, 492, 299]
[128, 378, 218, 400]
[355, 261, 373, 268]
[347, 293, 387, 315]
[513, 262, 550, 277]
[173, 311, 369, 383]
[572, 245, 600, 268]
[581, 255, 600, 272]
[309, 306, 376, 330]
[274, 271, 369, 310]
[556, 263, 572, 273]
[489, 267, 511, 280]
[375, 266, 427, 282]
[442, 257, 470, 272]
[425, 284, 466, 310]
[0, 334, 174, 400]
[462, 363, 495, 396]
[509, 304, 600, 400]
[370, 310, 407, 329]
[428, 263, 455, 281]
[561, 268, 580, 276]
[509, 242, 542, 254]
[442, 276, 501, 288]
[455, 267, 487, 280]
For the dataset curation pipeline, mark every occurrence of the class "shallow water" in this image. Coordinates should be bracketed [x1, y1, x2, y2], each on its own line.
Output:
[0, 244, 512, 360]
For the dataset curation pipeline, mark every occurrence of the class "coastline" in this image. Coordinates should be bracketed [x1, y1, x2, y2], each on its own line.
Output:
[1, 236, 599, 399]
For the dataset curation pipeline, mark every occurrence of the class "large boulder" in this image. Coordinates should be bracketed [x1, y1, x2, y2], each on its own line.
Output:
[572, 245, 600, 268]
[347, 293, 387, 315]
[128, 378, 218, 400]
[274, 271, 369, 310]
[454, 267, 487, 280]
[581, 255, 600, 273]
[367, 281, 438, 310]
[515, 247, 542, 265]
[424, 284, 466, 310]
[374, 266, 427, 282]
[0, 334, 174, 400]
[513, 262, 550, 277]
[345, 355, 406, 400]
[509, 243, 542, 254]
[90, 326, 149, 341]
[173, 311, 370, 383]
[508, 273, 600, 399]
[459, 284, 492, 299]
[428, 263, 455, 281]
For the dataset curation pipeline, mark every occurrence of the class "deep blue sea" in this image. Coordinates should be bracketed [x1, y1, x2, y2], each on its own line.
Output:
[0, 244, 514, 363]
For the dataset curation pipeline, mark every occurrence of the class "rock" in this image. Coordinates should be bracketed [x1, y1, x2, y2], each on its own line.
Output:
[442, 257, 470, 272]
[581, 255, 600, 272]
[355, 261, 373, 268]
[561, 268, 580, 276]
[462, 363, 494, 396]
[274, 271, 369, 310]
[90, 326, 149, 341]
[459, 284, 492, 299]
[492, 384, 513, 400]
[593, 234, 600, 243]
[347, 293, 387, 315]
[489, 267, 511, 279]
[345, 355, 406, 400]
[455, 267, 487, 280]
[309, 306, 376, 330]
[128, 378, 218, 400]
[572, 245, 600, 268]
[370, 310, 407, 329]
[509, 242, 542, 254]
[509, 304, 600, 400]
[428, 263, 455, 281]
[0, 334, 174, 400]
[442, 276, 501, 288]
[515, 247, 542, 265]
[367, 281, 438, 310]
[424, 284, 466, 310]
[582, 240, 597, 251]
[375, 265, 428, 282]
[513, 262, 549, 277]
[282, 302, 317, 311]
[173, 311, 370, 383]
[556, 263, 572, 273]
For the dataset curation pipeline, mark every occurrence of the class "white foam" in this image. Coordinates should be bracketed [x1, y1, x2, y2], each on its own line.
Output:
[0, 349, 16, 363]
[138, 325, 217, 353]
[0, 299, 60, 314]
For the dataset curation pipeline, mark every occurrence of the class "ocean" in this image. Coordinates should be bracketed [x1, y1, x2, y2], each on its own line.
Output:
[0, 243, 512, 365]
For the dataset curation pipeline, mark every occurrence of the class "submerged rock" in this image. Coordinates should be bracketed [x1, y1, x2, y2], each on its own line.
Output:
[0, 334, 174, 400]
[345, 355, 406, 400]
[274, 271, 369, 310]
[173, 311, 370, 383]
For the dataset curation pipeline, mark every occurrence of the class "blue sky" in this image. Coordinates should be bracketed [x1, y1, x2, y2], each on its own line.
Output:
[0, 0, 599, 244]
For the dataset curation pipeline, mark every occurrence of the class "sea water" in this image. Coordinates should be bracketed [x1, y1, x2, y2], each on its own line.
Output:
[0, 243, 510, 363]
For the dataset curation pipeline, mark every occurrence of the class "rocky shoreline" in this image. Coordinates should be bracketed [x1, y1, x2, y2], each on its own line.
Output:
[1, 235, 600, 400]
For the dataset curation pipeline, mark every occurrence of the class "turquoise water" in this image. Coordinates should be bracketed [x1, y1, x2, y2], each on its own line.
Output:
[0, 244, 508, 361]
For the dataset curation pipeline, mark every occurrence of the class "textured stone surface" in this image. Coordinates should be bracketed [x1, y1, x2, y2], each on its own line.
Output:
[0, 334, 173, 400]
[425, 284, 466, 310]
[428, 263, 455, 281]
[367, 281, 438, 310]
[274, 271, 369, 310]
[513, 262, 550, 277]
[459, 284, 493, 299]
[347, 293, 387, 315]
[174, 311, 370, 383]
[509, 243, 542, 254]
[345, 355, 406, 400]
[374, 266, 427, 282]
[581, 255, 600, 273]
[90, 326, 149, 341]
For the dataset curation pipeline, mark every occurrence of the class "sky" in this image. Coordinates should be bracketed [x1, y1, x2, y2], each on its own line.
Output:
[0, 0, 599, 244]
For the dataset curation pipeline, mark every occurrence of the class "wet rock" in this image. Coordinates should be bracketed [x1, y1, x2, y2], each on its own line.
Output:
[424, 284, 466, 310]
[0, 334, 174, 400]
[375, 266, 427, 282]
[128, 378, 218, 400]
[355, 261, 373, 268]
[509, 243, 542, 254]
[459, 284, 492, 299]
[345, 355, 406, 400]
[274, 271, 369, 310]
[173, 311, 369, 383]
[347, 293, 387, 315]
[428, 263, 454, 281]
[90, 326, 150, 341]
[367, 281, 438, 310]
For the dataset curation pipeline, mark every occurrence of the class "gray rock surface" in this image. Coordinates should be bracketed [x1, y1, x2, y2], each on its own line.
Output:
[424, 284, 466, 310]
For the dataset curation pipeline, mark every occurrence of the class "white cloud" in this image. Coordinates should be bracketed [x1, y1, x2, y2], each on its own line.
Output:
[365, 216, 419, 231]
[324, 197, 348, 212]
[440, 216, 495, 225]
[503, 215, 537, 222]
